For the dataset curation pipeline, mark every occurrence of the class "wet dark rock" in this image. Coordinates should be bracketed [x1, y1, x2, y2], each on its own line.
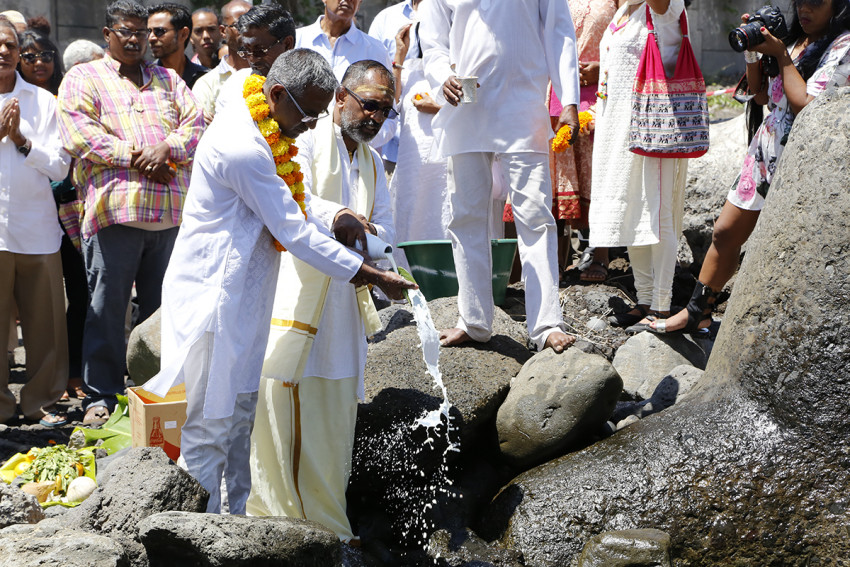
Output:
[0, 482, 44, 529]
[427, 528, 524, 567]
[126, 309, 161, 386]
[496, 349, 621, 468]
[0, 526, 129, 567]
[477, 89, 850, 565]
[138, 511, 341, 567]
[578, 529, 671, 567]
[612, 333, 708, 400]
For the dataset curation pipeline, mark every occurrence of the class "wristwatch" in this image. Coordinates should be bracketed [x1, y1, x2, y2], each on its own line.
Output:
[16, 139, 31, 157]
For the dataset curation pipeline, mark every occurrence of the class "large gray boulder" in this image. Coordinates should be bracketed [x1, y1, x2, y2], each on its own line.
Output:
[52, 447, 208, 566]
[612, 332, 708, 400]
[0, 482, 44, 529]
[496, 349, 621, 468]
[477, 88, 850, 565]
[138, 511, 342, 567]
[0, 526, 129, 567]
[682, 114, 748, 268]
[126, 308, 161, 386]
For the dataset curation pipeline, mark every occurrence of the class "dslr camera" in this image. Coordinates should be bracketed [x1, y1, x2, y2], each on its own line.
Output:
[728, 5, 788, 52]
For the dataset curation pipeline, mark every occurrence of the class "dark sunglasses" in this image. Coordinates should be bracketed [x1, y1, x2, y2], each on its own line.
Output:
[20, 50, 55, 64]
[344, 87, 398, 120]
[149, 27, 175, 38]
[108, 27, 150, 40]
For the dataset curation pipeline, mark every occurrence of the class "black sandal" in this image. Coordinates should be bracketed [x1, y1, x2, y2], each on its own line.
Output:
[608, 304, 650, 328]
[648, 281, 717, 335]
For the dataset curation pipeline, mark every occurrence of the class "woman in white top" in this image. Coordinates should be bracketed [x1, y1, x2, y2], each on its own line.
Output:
[588, 0, 690, 331]
[651, 0, 850, 334]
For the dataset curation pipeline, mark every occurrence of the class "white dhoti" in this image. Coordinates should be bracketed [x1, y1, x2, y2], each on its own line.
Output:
[247, 375, 358, 541]
[179, 332, 258, 514]
[447, 151, 565, 350]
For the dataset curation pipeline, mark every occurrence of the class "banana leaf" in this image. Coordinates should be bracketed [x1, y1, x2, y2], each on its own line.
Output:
[397, 266, 418, 303]
[71, 394, 132, 455]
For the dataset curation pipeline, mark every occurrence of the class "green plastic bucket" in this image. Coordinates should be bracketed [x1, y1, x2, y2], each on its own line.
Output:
[397, 239, 518, 306]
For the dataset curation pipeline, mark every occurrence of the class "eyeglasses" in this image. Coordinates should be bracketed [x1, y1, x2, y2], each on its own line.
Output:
[149, 27, 175, 38]
[283, 85, 329, 124]
[20, 50, 55, 64]
[108, 27, 150, 40]
[236, 38, 281, 60]
[344, 87, 398, 120]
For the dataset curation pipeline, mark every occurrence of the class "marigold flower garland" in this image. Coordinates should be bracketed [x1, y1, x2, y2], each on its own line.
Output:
[243, 74, 305, 252]
[551, 111, 595, 153]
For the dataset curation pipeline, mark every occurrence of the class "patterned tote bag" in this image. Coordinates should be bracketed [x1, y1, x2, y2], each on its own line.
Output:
[628, 4, 709, 158]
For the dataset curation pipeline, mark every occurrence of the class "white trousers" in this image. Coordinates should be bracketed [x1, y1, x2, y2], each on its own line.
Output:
[447, 152, 565, 350]
[247, 375, 358, 541]
[179, 332, 258, 514]
[626, 159, 680, 312]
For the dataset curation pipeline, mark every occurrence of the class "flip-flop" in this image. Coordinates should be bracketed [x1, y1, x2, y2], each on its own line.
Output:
[608, 305, 650, 328]
[626, 314, 667, 334]
[39, 411, 68, 428]
[580, 261, 608, 282]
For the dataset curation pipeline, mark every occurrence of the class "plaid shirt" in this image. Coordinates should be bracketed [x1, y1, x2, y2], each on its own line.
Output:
[57, 56, 205, 239]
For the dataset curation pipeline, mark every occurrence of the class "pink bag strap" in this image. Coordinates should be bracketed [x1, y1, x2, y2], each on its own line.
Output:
[644, 4, 688, 37]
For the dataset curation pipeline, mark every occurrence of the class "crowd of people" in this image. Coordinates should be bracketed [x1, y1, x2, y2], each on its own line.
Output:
[1, 0, 849, 544]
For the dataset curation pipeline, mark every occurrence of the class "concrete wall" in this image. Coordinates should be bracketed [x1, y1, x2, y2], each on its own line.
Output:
[6, 0, 796, 82]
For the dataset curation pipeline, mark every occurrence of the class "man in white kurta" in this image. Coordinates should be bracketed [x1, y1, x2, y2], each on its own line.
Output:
[247, 61, 397, 542]
[142, 50, 413, 515]
[420, 0, 580, 352]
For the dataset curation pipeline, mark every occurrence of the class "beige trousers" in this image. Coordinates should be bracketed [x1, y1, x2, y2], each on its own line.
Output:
[247, 375, 358, 541]
[0, 251, 68, 422]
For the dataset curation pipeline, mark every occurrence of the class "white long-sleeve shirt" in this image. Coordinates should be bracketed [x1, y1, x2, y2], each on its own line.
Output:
[295, 121, 394, 388]
[420, 0, 580, 156]
[147, 97, 363, 420]
[296, 16, 397, 149]
[0, 73, 70, 254]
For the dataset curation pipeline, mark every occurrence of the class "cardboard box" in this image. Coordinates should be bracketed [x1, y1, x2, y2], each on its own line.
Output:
[128, 385, 187, 461]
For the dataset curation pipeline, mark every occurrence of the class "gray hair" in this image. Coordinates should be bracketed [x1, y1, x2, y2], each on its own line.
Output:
[63, 39, 105, 69]
[266, 48, 338, 99]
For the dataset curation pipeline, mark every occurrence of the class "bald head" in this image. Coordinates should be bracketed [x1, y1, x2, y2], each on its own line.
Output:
[221, 0, 251, 25]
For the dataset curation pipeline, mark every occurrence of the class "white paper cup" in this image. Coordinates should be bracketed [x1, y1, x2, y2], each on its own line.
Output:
[458, 76, 478, 104]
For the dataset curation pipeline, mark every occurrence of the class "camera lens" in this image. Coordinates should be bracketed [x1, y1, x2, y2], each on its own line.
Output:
[729, 28, 749, 52]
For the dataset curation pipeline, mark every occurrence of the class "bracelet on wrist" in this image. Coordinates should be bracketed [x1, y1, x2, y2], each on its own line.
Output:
[744, 51, 762, 64]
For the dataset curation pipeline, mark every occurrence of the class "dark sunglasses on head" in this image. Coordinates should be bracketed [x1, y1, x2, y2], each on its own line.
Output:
[344, 87, 398, 119]
[149, 27, 175, 38]
[20, 50, 55, 64]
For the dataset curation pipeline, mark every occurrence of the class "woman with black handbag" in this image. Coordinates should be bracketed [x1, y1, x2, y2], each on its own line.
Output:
[650, 0, 850, 334]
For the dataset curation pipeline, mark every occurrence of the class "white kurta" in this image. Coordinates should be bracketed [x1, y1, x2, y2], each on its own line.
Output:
[296, 123, 395, 388]
[588, 0, 688, 247]
[146, 97, 363, 420]
[420, 0, 580, 157]
[0, 73, 70, 254]
[296, 17, 396, 149]
[388, 59, 450, 244]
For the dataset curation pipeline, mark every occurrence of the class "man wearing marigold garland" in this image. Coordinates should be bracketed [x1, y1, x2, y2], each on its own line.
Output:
[142, 49, 415, 515]
[420, 0, 581, 354]
[246, 60, 397, 542]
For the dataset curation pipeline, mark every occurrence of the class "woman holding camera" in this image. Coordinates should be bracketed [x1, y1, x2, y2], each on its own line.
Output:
[650, 0, 850, 334]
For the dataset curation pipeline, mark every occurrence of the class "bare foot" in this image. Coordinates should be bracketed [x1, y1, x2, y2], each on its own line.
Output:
[649, 309, 687, 332]
[544, 330, 575, 353]
[439, 328, 473, 347]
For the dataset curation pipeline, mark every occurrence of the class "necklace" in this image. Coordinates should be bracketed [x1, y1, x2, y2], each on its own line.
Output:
[243, 74, 305, 252]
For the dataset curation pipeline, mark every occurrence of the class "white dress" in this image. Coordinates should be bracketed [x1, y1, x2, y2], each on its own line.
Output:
[389, 58, 451, 246]
[588, 0, 689, 247]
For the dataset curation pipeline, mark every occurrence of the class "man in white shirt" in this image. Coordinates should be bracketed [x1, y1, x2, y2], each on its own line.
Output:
[248, 60, 397, 542]
[296, 0, 395, 149]
[421, 0, 580, 353]
[0, 20, 71, 426]
[192, 0, 252, 123]
[142, 50, 414, 514]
